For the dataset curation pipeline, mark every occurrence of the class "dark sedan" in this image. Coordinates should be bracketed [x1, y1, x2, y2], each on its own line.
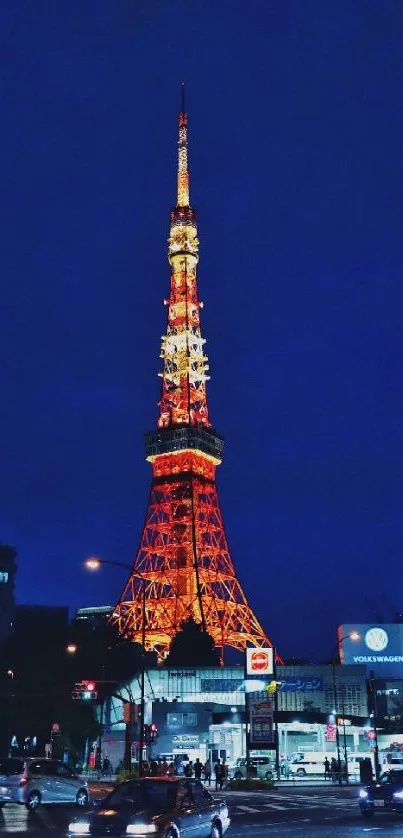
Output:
[67, 777, 230, 838]
[359, 768, 403, 818]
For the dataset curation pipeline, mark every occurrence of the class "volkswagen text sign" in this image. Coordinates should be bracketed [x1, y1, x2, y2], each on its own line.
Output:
[246, 647, 274, 676]
[339, 624, 403, 676]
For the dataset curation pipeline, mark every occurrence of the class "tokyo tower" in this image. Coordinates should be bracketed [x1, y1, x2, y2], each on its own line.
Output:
[113, 86, 272, 660]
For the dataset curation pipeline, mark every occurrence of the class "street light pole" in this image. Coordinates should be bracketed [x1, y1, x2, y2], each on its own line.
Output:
[84, 557, 147, 776]
[138, 579, 146, 777]
[331, 631, 360, 785]
[368, 670, 380, 780]
[331, 658, 342, 786]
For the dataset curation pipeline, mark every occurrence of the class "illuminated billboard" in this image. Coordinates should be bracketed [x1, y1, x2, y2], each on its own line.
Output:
[339, 624, 403, 675]
[246, 647, 274, 677]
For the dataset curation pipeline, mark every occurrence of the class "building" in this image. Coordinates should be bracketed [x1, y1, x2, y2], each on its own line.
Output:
[0, 544, 16, 646]
[75, 605, 114, 627]
[103, 663, 370, 771]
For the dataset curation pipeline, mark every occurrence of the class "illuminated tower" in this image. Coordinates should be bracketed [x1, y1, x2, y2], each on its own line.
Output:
[114, 86, 272, 660]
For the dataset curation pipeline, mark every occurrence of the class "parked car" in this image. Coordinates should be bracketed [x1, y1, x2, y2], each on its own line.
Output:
[359, 769, 403, 818]
[230, 756, 275, 780]
[0, 757, 88, 810]
[67, 777, 230, 838]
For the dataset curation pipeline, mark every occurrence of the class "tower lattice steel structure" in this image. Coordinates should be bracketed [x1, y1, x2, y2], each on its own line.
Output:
[114, 87, 272, 660]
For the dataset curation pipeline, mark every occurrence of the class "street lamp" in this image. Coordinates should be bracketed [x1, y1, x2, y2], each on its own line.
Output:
[332, 631, 360, 785]
[84, 556, 147, 776]
[66, 644, 77, 655]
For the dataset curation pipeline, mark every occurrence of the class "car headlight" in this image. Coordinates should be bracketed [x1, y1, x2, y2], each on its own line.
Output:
[69, 823, 90, 835]
[359, 789, 368, 799]
[393, 790, 403, 799]
[126, 826, 157, 835]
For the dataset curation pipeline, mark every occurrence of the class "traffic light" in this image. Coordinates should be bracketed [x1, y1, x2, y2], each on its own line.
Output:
[71, 681, 98, 701]
[142, 724, 158, 744]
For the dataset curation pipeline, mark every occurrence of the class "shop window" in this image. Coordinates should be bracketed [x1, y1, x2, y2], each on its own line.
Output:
[183, 712, 197, 726]
[0, 572, 8, 584]
[167, 713, 182, 728]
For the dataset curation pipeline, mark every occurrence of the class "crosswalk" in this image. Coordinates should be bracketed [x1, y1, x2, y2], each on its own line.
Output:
[0, 805, 72, 833]
[218, 790, 359, 816]
[0, 791, 359, 833]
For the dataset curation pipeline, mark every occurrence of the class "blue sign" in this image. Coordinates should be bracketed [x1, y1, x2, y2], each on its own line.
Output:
[278, 677, 323, 692]
[339, 624, 403, 676]
[201, 679, 244, 692]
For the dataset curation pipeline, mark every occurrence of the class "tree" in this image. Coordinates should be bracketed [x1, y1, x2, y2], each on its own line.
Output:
[164, 617, 221, 667]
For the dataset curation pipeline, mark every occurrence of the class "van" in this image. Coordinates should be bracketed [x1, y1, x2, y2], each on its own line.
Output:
[380, 752, 403, 773]
[290, 752, 333, 777]
[230, 756, 275, 780]
[0, 757, 88, 810]
[347, 753, 375, 779]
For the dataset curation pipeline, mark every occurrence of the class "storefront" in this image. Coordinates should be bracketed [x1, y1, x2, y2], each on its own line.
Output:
[103, 663, 370, 771]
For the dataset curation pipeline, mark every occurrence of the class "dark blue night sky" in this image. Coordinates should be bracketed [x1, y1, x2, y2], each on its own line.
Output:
[1, 1, 402, 660]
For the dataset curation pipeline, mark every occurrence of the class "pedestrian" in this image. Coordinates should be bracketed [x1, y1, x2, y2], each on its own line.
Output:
[184, 761, 192, 778]
[330, 757, 337, 783]
[214, 759, 223, 791]
[221, 760, 228, 788]
[150, 758, 158, 776]
[194, 758, 203, 780]
[203, 759, 211, 786]
[324, 757, 330, 781]
[168, 761, 175, 776]
[161, 759, 169, 776]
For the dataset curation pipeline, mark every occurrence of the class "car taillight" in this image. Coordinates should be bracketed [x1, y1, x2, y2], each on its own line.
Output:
[19, 778, 27, 786]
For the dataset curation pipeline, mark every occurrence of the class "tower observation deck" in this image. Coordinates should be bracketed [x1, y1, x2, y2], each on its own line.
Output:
[113, 86, 273, 660]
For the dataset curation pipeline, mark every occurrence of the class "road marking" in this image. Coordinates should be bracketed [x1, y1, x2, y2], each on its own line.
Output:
[261, 803, 289, 810]
[235, 805, 263, 813]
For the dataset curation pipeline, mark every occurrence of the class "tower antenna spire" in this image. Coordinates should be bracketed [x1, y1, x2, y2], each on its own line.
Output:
[177, 82, 189, 207]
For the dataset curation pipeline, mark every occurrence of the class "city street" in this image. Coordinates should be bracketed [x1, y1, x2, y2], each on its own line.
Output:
[2, 783, 403, 837]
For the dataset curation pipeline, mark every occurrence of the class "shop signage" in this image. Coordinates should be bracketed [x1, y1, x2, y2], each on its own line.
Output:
[246, 647, 274, 677]
[278, 676, 323, 692]
[168, 671, 196, 677]
[172, 734, 200, 745]
[326, 723, 336, 742]
[339, 624, 403, 671]
[201, 678, 244, 692]
[249, 699, 274, 747]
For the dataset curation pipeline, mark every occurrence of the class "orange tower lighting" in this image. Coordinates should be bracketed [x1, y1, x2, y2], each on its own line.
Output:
[113, 85, 274, 661]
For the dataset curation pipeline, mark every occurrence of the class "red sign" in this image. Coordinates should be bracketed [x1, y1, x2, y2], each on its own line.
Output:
[326, 723, 336, 742]
[251, 651, 269, 671]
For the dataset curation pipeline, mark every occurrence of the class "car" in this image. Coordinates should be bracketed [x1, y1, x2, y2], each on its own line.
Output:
[0, 757, 88, 810]
[230, 756, 275, 780]
[67, 777, 230, 838]
[359, 768, 403, 818]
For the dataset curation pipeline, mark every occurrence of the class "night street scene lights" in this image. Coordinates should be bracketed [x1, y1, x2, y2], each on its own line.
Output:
[84, 556, 147, 777]
[331, 631, 360, 784]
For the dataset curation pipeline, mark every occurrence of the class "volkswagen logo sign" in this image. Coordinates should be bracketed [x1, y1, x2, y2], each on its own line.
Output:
[365, 626, 389, 652]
